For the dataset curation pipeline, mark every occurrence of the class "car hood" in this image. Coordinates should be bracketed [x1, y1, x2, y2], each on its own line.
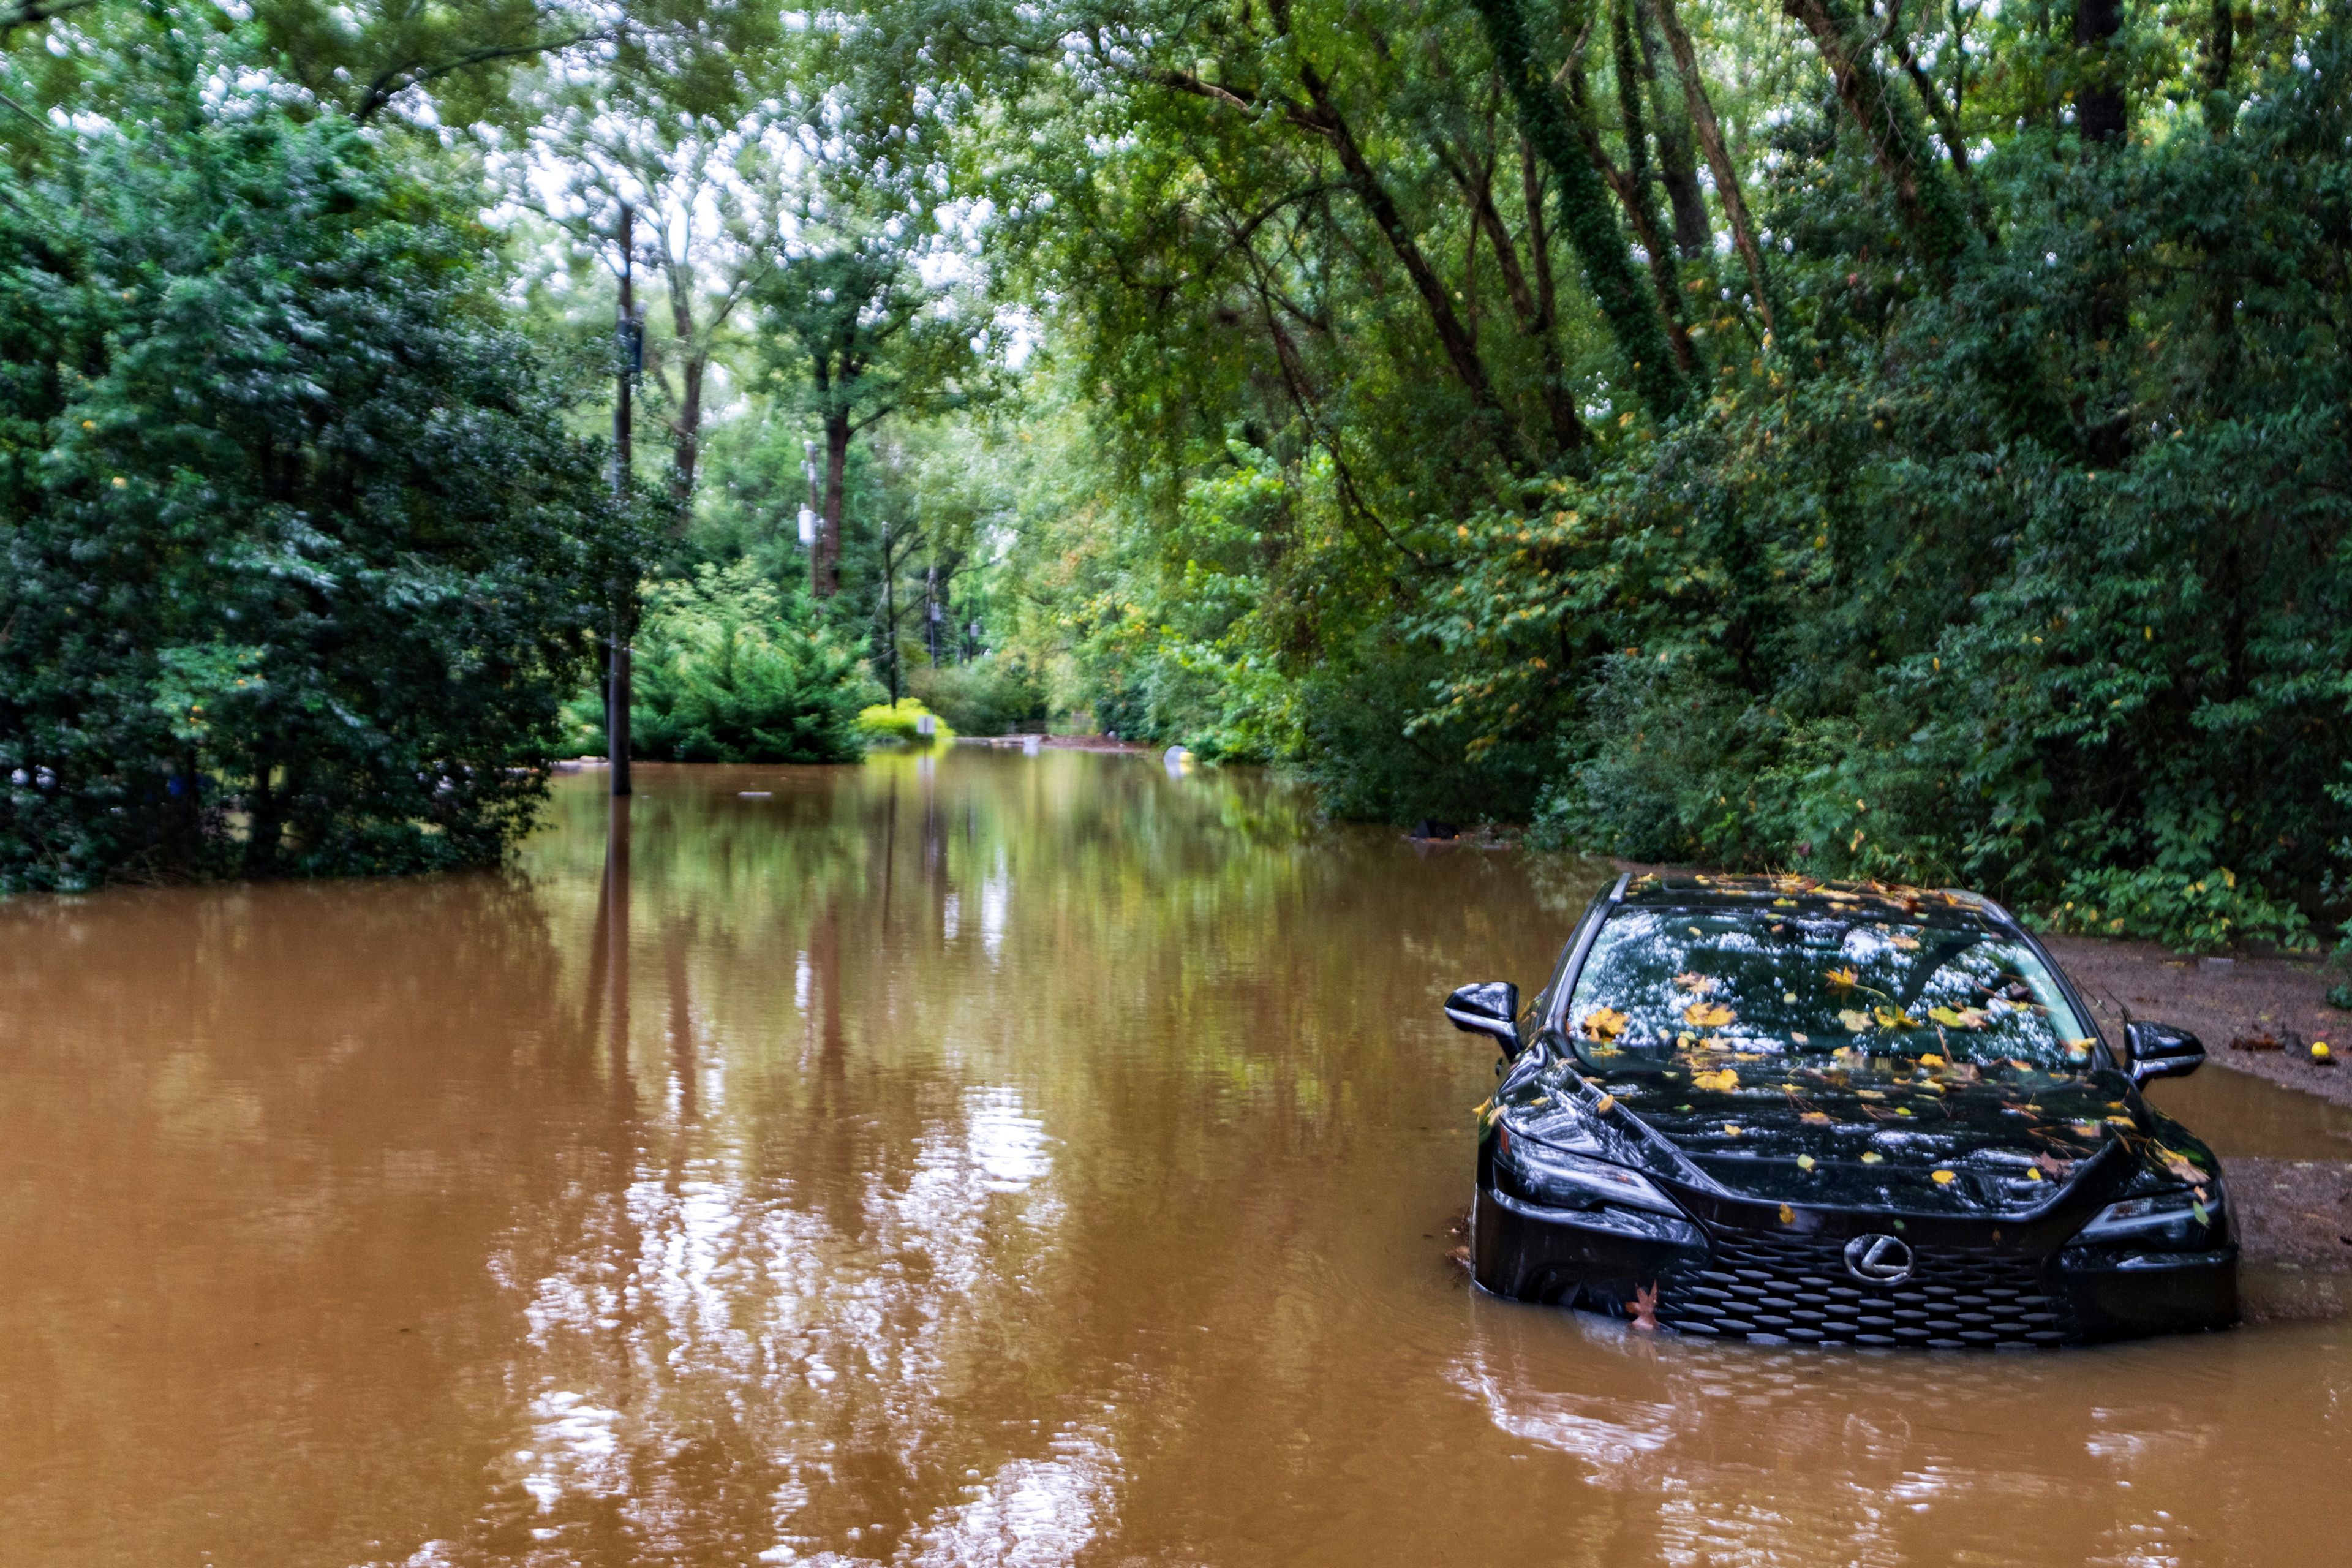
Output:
[1510, 1052, 2211, 1216]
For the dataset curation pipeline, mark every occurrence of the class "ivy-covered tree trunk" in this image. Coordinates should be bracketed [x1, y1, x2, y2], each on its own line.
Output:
[1471, 0, 1691, 419]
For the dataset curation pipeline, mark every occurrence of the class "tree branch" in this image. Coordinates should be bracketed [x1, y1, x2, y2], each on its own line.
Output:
[0, 0, 97, 36]
[356, 30, 608, 123]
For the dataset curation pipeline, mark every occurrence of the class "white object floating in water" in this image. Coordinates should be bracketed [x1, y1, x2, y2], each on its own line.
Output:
[1022, 734, 1042, 755]
[916, 713, 937, 737]
[1163, 745, 1192, 775]
[739, 791, 772, 799]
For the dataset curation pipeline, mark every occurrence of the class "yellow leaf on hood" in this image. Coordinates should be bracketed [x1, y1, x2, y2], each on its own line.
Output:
[1684, 1000, 1735, 1029]
[1673, 971, 1715, 992]
[1691, 1068, 1740, 1092]
[1581, 1007, 1629, 1041]
[1861, 1152, 1885, 1164]
[1839, 1009, 1872, 1033]
[1826, 967, 1858, 990]
[1874, 1006, 1918, 1029]
[1932, 1169, 1957, 1185]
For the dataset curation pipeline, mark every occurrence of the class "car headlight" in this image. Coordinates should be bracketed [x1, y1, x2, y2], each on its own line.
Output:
[2067, 1189, 2224, 1250]
[1495, 1122, 1683, 1216]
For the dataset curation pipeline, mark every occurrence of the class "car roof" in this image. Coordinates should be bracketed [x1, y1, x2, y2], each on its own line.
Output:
[1615, 872, 2017, 930]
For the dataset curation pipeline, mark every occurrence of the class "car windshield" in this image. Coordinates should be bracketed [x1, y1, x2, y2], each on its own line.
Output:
[1564, 907, 2100, 1070]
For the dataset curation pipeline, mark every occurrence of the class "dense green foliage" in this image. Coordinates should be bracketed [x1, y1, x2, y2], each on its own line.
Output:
[0, 50, 634, 891]
[9, 0, 2352, 951]
[568, 562, 876, 763]
[938, 0, 2352, 948]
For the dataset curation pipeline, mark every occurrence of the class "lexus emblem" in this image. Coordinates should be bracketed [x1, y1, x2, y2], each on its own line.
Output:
[1844, 1233, 1915, 1285]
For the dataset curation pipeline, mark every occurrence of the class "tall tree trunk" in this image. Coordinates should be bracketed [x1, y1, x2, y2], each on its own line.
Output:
[2075, 0, 2126, 145]
[1782, 0, 1972, 268]
[2073, 0, 2130, 463]
[1472, 0, 1690, 418]
[665, 275, 704, 511]
[1632, 0, 1711, 260]
[1609, 0, 1703, 379]
[1649, 0, 1774, 333]
[671, 350, 704, 505]
[243, 755, 284, 877]
[2201, 0, 2234, 133]
[816, 410, 850, 598]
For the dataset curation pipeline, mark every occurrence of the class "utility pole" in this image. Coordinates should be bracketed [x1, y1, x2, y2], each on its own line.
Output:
[924, 565, 940, 665]
[880, 518, 900, 702]
[609, 201, 636, 797]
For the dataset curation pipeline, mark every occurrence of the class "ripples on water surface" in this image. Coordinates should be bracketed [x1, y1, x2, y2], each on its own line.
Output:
[1, 752, 2346, 1566]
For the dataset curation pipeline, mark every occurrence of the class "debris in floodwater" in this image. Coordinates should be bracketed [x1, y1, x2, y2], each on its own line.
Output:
[1630, 1281, 1660, 1330]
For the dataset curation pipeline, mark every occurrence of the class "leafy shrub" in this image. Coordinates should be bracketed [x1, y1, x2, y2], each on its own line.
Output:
[854, 698, 956, 745]
[910, 657, 1049, 736]
[2047, 865, 2313, 954]
[572, 562, 877, 763]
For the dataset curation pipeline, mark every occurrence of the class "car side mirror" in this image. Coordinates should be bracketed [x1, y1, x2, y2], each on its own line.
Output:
[2126, 1020, 2205, 1085]
[1444, 981, 1520, 1054]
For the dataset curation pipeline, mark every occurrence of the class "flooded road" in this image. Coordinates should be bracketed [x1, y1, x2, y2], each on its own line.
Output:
[4, 751, 2349, 1566]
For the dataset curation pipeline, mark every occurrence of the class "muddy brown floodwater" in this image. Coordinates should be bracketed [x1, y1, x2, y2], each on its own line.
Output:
[4, 752, 2351, 1567]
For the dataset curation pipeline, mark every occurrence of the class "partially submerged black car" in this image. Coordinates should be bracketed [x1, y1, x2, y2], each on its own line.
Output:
[1448, 872, 2236, 1348]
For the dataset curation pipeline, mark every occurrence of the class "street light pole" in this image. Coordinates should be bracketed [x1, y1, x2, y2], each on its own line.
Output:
[609, 201, 635, 797]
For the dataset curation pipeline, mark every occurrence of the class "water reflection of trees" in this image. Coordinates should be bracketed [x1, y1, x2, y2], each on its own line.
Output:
[465, 754, 1599, 1564]
[0, 873, 586, 1566]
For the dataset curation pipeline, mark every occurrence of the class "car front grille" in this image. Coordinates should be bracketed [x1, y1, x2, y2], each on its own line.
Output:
[1650, 1224, 2079, 1349]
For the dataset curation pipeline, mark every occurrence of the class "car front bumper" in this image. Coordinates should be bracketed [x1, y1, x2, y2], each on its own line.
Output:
[1471, 1181, 2238, 1346]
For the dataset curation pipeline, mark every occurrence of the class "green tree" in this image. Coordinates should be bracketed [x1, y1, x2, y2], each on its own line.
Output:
[0, 37, 639, 890]
[568, 560, 878, 763]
